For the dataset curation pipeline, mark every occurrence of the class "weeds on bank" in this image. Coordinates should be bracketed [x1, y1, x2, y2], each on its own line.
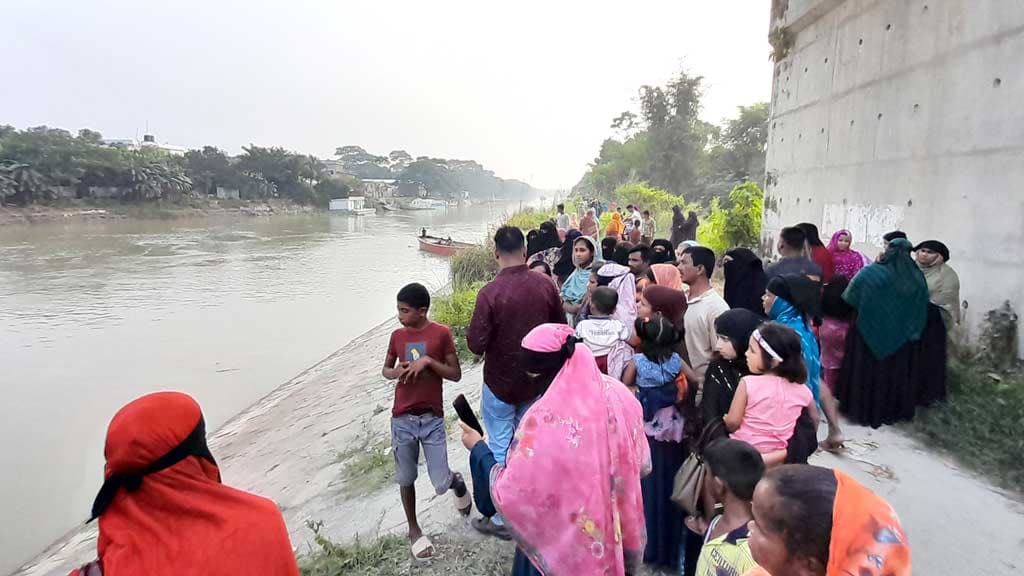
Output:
[299, 521, 513, 576]
[335, 433, 394, 497]
[433, 281, 486, 364]
[906, 303, 1024, 491]
[300, 520, 408, 576]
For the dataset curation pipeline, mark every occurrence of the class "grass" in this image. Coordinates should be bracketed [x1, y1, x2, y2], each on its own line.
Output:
[905, 355, 1024, 491]
[433, 281, 486, 364]
[449, 244, 498, 288]
[299, 524, 514, 576]
[335, 432, 395, 497]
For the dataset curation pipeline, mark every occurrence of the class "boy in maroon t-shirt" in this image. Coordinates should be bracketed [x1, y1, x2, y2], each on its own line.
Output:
[382, 283, 470, 560]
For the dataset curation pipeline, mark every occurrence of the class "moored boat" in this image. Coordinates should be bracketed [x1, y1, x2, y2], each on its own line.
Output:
[417, 234, 477, 257]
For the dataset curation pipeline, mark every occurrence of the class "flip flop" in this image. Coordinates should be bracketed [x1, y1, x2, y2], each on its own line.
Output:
[410, 535, 434, 561]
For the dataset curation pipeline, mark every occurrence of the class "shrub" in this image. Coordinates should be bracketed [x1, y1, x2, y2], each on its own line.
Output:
[505, 207, 555, 231]
[433, 282, 486, 362]
[450, 244, 497, 288]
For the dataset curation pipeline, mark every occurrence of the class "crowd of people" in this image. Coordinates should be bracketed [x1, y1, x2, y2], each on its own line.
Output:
[69, 201, 962, 575]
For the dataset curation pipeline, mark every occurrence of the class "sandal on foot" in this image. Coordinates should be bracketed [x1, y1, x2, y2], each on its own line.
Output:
[472, 517, 512, 541]
[410, 535, 434, 561]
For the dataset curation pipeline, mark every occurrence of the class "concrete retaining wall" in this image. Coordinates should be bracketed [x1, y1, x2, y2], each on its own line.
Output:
[764, 0, 1024, 349]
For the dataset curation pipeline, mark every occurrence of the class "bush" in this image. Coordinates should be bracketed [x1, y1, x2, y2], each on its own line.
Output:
[450, 244, 497, 288]
[433, 282, 485, 362]
[697, 181, 763, 256]
[505, 207, 555, 231]
[907, 357, 1024, 490]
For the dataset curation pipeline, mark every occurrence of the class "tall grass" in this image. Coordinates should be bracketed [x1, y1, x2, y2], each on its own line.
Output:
[449, 243, 497, 289]
[907, 356, 1024, 490]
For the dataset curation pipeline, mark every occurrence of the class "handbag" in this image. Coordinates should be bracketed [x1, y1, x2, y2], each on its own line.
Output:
[670, 418, 725, 516]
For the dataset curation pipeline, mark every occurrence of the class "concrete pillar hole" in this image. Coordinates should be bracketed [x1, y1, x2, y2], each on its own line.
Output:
[993, 78, 1002, 88]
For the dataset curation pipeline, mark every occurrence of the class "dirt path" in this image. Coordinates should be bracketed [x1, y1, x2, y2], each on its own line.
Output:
[15, 319, 1024, 575]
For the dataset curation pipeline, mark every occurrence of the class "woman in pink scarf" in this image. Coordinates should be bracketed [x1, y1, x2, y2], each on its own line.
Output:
[461, 324, 651, 575]
[827, 229, 868, 279]
[651, 263, 683, 291]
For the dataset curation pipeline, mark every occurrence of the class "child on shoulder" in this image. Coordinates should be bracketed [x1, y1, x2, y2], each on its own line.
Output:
[381, 283, 471, 561]
[693, 438, 764, 576]
[724, 322, 819, 462]
[623, 314, 685, 442]
[575, 286, 630, 375]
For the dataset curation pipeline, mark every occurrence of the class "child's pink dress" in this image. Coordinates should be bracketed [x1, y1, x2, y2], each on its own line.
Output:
[819, 317, 851, 394]
[730, 374, 813, 453]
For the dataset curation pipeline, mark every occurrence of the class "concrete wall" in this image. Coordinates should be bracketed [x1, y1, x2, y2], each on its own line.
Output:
[763, 0, 1024, 348]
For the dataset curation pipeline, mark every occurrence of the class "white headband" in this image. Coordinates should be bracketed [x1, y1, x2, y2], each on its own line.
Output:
[753, 329, 783, 363]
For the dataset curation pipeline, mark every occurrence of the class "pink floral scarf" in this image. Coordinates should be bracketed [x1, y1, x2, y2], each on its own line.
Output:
[491, 324, 651, 575]
[827, 229, 867, 280]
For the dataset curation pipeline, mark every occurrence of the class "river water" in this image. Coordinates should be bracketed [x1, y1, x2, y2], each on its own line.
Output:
[0, 202, 519, 574]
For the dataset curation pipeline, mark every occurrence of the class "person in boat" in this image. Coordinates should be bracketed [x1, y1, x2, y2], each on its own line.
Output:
[746, 465, 910, 576]
[444, 235, 452, 245]
[70, 392, 299, 576]
[421, 227, 428, 238]
[461, 323, 650, 576]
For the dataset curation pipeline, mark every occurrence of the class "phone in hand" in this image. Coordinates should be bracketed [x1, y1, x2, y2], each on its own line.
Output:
[453, 394, 484, 436]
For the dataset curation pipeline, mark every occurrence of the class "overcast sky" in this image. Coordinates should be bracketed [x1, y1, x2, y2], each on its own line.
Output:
[1, 1, 773, 189]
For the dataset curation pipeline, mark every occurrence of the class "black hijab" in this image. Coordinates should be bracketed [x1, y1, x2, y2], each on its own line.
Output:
[767, 273, 822, 324]
[714, 308, 764, 357]
[724, 248, 768, 315]
[611, 242, 633, 267]
[526, 229, 542, 257]
[553, 229, 584, 280]
[600, 237, 618, 262]
[650, 239, 676, 264]
[538, 221, 561, 251]
[913, 240, 950, 262]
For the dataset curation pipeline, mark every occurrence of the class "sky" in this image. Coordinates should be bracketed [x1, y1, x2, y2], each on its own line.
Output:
[1, 0, 774, 190]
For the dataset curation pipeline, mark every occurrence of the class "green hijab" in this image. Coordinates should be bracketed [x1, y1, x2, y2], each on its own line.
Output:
[842, 238, 929, 359]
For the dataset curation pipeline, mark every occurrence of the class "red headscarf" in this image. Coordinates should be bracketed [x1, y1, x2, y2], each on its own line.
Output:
[642, 285, 688, 334]
[70, 392, 298, 576]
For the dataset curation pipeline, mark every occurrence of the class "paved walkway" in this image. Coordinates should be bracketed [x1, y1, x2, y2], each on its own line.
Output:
[15, 319, 1024, 575]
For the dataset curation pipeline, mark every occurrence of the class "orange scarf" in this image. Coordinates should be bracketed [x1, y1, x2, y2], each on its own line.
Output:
[744, 470, 910, 576]
[71, 392, 299, 576]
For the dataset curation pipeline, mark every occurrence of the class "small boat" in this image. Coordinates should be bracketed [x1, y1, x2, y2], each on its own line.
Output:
[403, 198, 437, 211]
[417, 235, 477, 257]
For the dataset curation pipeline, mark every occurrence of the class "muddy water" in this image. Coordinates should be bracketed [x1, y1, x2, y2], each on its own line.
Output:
[0, 202, 518, 573]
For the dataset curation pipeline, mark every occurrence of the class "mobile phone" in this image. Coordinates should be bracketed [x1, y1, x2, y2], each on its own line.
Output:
[453, 394, 484, 436]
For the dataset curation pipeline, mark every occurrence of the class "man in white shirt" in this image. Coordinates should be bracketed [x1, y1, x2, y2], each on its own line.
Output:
[555, 203, 571, 230]
[678, 245, 730, 389]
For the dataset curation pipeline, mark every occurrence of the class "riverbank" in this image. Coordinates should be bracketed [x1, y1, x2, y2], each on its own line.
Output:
[0, 199, 318, 225]
[15, 313, 1024, 576]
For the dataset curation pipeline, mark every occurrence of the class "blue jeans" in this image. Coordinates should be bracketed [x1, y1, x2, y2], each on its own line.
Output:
[481, 384, 535, 526]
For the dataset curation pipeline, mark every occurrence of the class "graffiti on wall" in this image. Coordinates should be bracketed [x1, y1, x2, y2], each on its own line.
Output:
[822, 203, 905, 248]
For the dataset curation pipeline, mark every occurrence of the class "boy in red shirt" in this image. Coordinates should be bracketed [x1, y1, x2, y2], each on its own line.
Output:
[382, 283, 470, 560]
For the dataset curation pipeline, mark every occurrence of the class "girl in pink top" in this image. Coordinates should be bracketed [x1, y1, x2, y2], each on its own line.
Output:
[725, 322, 820, 454]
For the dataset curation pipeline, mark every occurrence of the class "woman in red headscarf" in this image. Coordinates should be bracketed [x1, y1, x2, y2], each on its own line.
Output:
[70, 392, 299, 576]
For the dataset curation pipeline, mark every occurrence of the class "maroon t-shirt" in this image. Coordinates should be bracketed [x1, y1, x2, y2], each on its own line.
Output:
[387, 321, 456, 418]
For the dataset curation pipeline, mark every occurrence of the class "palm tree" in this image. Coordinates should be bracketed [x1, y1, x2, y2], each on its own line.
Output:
[0, 162, 53, 205]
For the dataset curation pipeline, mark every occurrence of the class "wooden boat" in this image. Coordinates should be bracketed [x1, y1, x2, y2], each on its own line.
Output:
[417, 235, 477, 257]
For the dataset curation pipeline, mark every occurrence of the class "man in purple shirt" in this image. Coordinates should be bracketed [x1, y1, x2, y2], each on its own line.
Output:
[465, 225, 564, 538]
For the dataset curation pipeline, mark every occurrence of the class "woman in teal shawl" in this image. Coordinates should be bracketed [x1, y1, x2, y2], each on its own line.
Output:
[559, 236, 596, 322]
[764, 274, 846, 449]
[837, 238, 935, 427]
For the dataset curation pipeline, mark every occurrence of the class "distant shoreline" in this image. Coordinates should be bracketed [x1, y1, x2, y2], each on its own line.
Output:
[0, 199, 319, 226]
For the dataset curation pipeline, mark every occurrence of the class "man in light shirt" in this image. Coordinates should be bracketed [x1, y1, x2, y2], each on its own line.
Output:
[555, 203, 571, 230]
[678, 245, 730, 391]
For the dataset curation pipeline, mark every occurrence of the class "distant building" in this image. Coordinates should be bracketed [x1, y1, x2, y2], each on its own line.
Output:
[361, 179, 396, 201]
[396, 181, 427, 198]
[101, 134, 190, 156]
[216, 187, 240, 200]
[322, 159, 352, 177]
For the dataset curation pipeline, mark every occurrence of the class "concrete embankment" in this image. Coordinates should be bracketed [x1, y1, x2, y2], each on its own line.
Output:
[14, 318, 1024, 575]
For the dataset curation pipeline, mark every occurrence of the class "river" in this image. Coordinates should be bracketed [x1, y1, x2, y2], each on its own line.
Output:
[0, 202, 521, 574]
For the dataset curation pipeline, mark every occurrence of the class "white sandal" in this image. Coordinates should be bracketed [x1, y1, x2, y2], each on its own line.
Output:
[411, 535, 434, 561]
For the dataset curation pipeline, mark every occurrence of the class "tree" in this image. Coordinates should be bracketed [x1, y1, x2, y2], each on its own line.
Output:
[314, 177, 351, 200]
[0, 162, 54, 205]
